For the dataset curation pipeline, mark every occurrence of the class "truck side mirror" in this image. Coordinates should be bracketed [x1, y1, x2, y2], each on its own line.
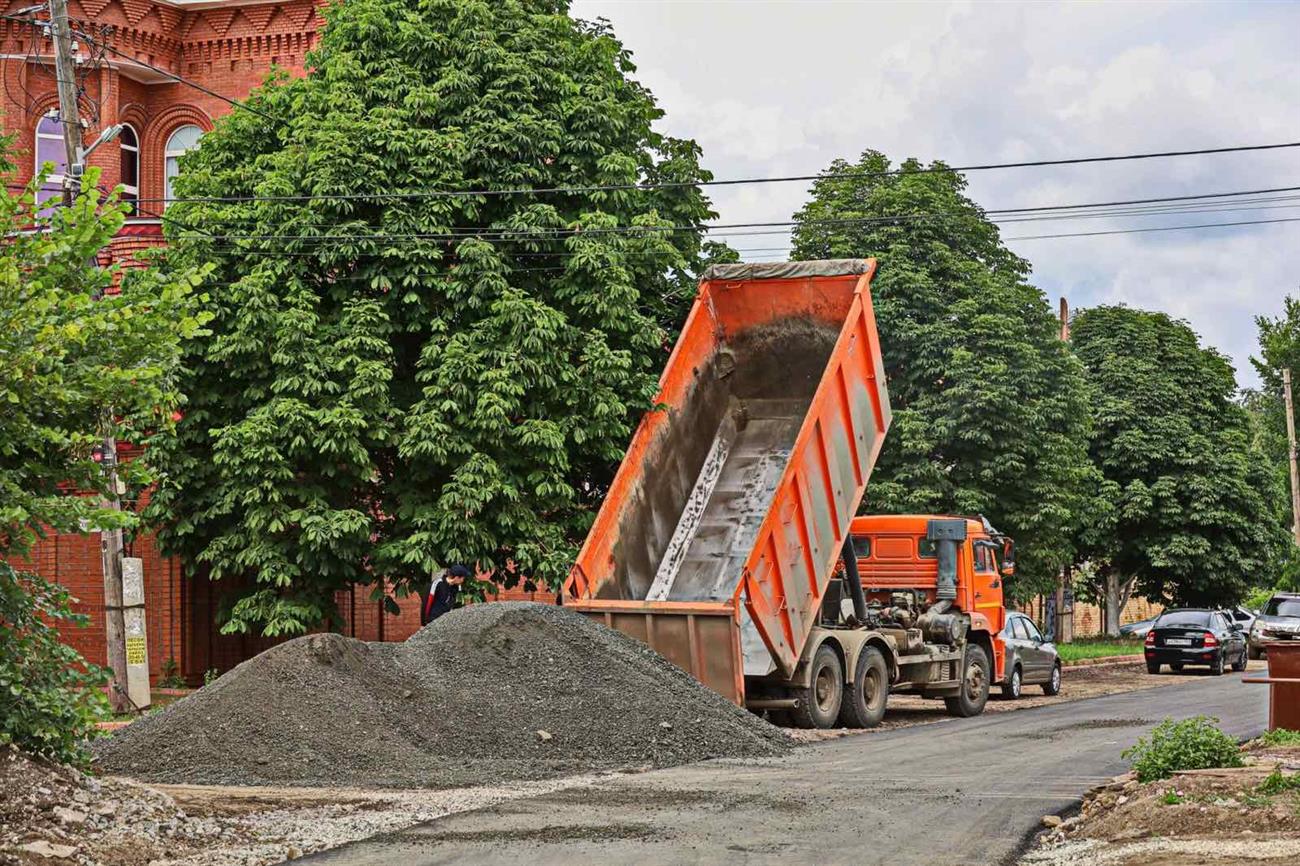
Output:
[1000, 539, 1016, 576]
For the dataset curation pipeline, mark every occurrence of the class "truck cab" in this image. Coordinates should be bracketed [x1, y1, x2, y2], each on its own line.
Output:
[850, 514, 1010, 696]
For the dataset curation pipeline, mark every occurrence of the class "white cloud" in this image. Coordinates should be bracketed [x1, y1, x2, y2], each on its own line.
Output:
[571, 0, 1300, 388]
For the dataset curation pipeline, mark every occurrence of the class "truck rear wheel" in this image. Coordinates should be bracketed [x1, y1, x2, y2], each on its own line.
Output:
[944, 644, 990, 718]
[791, 644, 843, 729]
[839, 646, 889, 728]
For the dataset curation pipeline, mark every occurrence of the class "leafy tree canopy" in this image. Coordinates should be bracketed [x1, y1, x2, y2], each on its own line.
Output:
[790, 150, 1093, 597]
[148, 0, 717, 635]
[0, 149, 207, 763]
[1072, 305, 1286, 608]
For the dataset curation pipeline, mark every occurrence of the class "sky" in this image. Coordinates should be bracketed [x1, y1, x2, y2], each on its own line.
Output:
[570, 0, 1300, 389]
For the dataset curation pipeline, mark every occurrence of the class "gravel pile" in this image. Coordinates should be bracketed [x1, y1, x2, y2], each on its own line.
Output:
[94, 603, 788, 788]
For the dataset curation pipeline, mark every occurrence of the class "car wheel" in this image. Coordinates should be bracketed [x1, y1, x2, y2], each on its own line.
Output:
[944, 645, 990, 718]
[791, 643, 844, 729]
[1231, 648, 1248, 672]
[839, 647, 890, 728]
[1001, 665, 1023, 700]
[1248, 644, 1262, 661]
[1146, 660, 1161, 674]
[1210, 652, 1225, 676]
[1042, 663, 1062, 696]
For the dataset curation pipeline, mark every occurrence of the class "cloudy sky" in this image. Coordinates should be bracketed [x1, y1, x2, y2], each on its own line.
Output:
[570, 0, 1300, 389]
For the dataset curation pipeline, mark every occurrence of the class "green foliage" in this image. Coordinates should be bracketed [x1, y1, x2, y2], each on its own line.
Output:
[1123, 716, 1244, 782]
[1158, 789, 1184, 805]
[1255, 728, 1300, 747]
[203, 668, 221, 687]
[0, 563, 109, 766]
[0, 142, 206, 766]
[1247, 296, 1300, 593]
[146, 0, 718, 636]
[158, 658, 186, 690]
[1073, 307, 1288, 608]
[0, 153, 210, 556]
[1258, 769, 1300, 795]
[789, 150, 1093, 596]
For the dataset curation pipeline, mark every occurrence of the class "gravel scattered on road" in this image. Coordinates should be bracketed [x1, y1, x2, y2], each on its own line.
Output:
[92, 603, 789, 788]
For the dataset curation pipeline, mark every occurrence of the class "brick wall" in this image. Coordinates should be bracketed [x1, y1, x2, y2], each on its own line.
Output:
[1020, 593, 1165, 639]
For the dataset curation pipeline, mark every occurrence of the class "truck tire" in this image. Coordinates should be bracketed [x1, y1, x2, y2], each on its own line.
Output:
[839, 646, 889, 728]
[791, 643, 844, 729]
[944, 644, 990, 718]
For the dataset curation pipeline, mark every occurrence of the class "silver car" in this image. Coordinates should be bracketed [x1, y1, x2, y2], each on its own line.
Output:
[999, 612, 1062, 699]
[1248, 593, 1300, 659]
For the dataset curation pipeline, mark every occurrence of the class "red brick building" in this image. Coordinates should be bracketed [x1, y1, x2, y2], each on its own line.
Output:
[2, 1, 552, 683]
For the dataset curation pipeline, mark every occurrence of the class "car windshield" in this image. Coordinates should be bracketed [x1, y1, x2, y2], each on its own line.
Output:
[1156, 611, 1210, 628]
[1264, 598, 1300, 618]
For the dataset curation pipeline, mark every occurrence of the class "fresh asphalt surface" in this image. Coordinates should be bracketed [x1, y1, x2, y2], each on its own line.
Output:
[305, 671, 1267, 866]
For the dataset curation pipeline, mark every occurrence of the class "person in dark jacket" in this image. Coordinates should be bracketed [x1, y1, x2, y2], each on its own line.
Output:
[423, 564, 469, 625]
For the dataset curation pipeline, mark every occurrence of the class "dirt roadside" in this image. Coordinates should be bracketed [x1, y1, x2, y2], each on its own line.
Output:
[2, 660, 1235, 865]
[1020, 741, 1300, 866]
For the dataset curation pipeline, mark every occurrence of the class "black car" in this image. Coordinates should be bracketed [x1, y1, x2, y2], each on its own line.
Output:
[1144, 609, 1247, 675]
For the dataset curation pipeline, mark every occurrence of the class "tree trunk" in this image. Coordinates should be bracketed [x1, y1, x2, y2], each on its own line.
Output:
[1102, 569, 1137, 637]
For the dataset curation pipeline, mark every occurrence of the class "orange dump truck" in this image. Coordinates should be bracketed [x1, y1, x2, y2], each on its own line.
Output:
[564, 260, 1012, 727]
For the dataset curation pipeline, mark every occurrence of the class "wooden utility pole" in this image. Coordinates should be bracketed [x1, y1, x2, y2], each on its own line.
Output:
[49, 0, 130, 712]
[1284, 369, 1300, 546]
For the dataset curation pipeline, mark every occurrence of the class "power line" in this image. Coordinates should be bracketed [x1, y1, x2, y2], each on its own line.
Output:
[131, 157, 1300, 206]
[1003, 216, 1300, 241]
[161, 196, 1300, 245]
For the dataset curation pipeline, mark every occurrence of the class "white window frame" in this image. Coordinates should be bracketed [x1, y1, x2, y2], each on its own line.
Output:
[164, 124, 203, 206]
[119, 123, 139, 211]
[35, 110, 66, 192]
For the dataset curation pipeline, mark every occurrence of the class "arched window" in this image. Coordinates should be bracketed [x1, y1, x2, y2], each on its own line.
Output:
[35, 112, 66, 209]
[119, 124, 139, 215]
[164, 124, 202, 205]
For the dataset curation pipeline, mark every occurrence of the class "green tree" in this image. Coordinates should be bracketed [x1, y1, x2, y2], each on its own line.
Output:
[0, 149, 208, 763]
[790, 150, 1093, 598]
[147, 0, 717, 636]
[1072, 306, 1286, 628]
[1249, 294, 1300, 590]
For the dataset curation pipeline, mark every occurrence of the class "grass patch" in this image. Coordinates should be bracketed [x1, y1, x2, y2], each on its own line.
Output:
[1058, 641, 1143, 662]
[1256, 728, 1300, 747]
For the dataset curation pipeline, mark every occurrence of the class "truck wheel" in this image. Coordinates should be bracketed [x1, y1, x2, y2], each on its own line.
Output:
[839, 647, 889, 728]
[944, 645, 990, 718]
[791, 644, 843, 729]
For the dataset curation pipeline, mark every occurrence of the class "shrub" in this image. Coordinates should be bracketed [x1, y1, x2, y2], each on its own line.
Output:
[1123, 716, 1244, 782]
[0, 563, 109, 765]
[1256, 728, 1300, 747]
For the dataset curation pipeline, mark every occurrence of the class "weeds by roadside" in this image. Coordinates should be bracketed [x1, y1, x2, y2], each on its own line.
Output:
[1123, 716, 1244, 782]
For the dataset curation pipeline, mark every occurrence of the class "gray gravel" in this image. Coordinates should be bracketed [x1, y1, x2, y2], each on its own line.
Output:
[93, 603, 788, 788]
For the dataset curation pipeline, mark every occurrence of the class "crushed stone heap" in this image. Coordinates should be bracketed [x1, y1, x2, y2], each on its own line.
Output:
[93, 603, 789, 788]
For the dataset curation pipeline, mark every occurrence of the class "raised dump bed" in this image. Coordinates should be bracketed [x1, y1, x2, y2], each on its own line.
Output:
[566, 260, 892, 704]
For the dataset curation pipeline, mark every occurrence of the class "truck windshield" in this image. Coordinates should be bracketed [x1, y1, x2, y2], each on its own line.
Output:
[1264, 598, 1300, 617]
[1156, 611, 1211, 628]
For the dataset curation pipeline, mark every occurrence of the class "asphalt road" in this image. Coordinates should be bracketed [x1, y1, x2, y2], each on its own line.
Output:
[306, 671, 1267, 866]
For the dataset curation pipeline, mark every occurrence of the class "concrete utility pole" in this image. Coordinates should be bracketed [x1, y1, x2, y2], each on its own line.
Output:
[49, 0, 130, 712]
[1055, 297, 1073, 644]
[1284, 369, 1300, 547]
